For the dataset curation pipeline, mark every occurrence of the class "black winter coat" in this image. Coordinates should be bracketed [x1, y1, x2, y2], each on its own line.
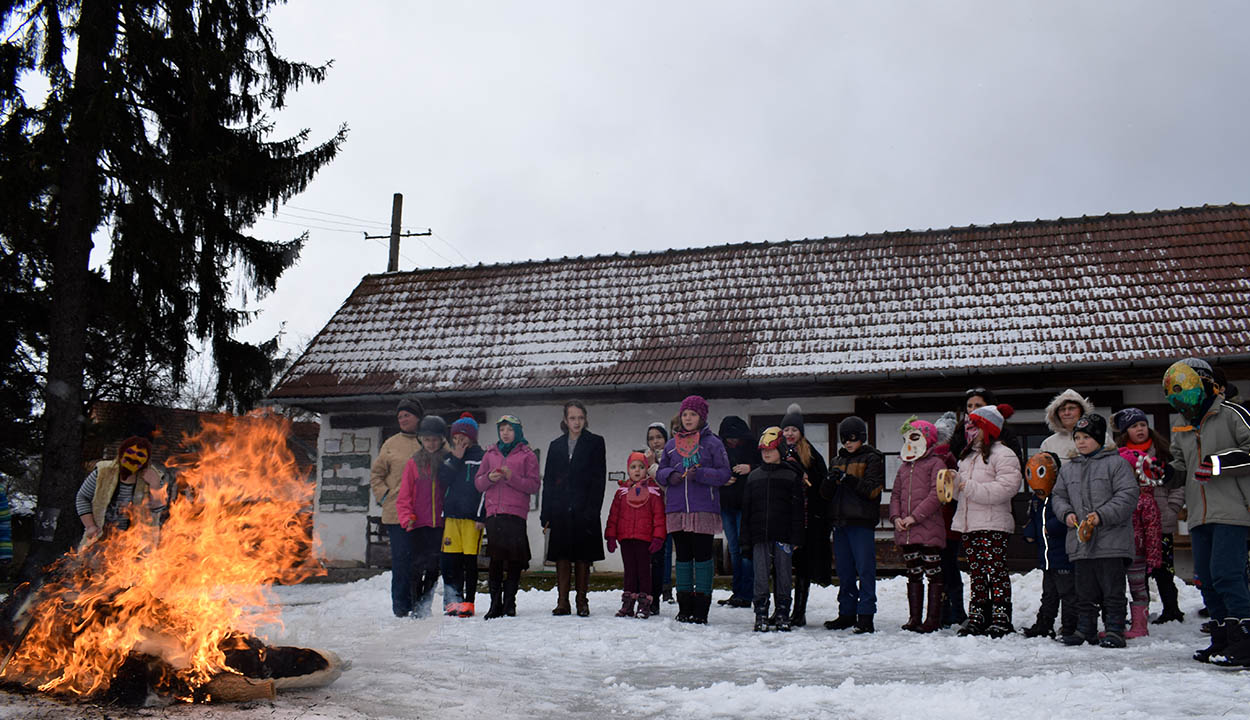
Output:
[740, 463, 805, 547]
[822, 445, 886, 528]
[718, 416, 759, 513]
[439, 445, 486, 521]
[542, 430, 607, 562]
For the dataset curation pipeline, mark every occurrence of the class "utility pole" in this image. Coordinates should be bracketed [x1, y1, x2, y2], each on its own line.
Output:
[363, 192, 432, 271]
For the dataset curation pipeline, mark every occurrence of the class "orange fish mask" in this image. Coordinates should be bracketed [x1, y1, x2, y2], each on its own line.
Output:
[1025, 452, 1061, 497]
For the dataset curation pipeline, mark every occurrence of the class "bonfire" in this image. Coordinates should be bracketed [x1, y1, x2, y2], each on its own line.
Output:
[0, 411, 343, 705]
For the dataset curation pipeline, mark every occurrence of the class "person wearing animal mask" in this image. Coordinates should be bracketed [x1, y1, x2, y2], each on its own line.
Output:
[76, 436, 168, 542]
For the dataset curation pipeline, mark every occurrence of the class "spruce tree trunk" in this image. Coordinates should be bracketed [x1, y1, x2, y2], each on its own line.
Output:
[23, 0, 120, 577]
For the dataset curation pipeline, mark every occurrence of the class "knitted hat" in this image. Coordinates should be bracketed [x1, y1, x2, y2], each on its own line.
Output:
[679, 395, 709, 423]
[417, 415, 447, 438]
[838, 416, 868, 444]
[758, 426, 783, 452]
[1111, 407, 1148, 434]
[934, 411, 959, 446]
[780, 403, 804, 435]
[647, 421, 669, 442]
[627, 451, 648, 469]
[1072, 413, 1107, 444]
[396, 396, 424, 418]
[449, 412, 479, 443]
[969, 404, 1014, 440]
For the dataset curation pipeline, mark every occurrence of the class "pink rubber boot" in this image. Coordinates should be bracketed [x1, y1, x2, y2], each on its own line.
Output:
[1125, 605, 1150, 639]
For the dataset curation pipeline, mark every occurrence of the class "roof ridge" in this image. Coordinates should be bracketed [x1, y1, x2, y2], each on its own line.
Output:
[365, 202, 1249, 279]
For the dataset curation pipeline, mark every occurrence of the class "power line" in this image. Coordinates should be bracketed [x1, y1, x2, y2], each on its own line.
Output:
[275, 209, 389, 233]
[257, 216, 364, 235]
[283, 203, 396, 227]
[431, 231, 470, 263]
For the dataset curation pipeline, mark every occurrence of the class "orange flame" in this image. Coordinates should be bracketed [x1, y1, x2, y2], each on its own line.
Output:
[2, 410, 323, 698]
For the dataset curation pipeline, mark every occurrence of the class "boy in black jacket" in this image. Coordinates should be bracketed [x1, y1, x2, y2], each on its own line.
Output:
[439, 413, 487, 617]
[821, 416, 886, 633]
[741, 427, 805, 632]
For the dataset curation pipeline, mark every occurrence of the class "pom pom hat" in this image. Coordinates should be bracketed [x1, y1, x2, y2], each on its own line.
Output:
[680, 395, 709, 423]
[449, 412, 479, 443]
[780, 403, 804, 434]
[969, 404, 1014, 440]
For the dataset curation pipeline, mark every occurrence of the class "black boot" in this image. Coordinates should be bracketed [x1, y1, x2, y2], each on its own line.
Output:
[754, 613, 770, 632]
[824, 614, 856, 630]
[902, 580, 924, 632]
[852, 614, 875, 634]
[483, 579, 505, 620]
[790, 578, 810, 627]
[1190, 620, 1230, 665]
[1152, 575, 1184, 624]
[691, 592, 711, 624]
[1212, 618, 1250, 667]
[986, 601, 1014, 638]
[503, 563, 521, 617]
[675, 591, 694, 623]
[958, 602, 989, 637]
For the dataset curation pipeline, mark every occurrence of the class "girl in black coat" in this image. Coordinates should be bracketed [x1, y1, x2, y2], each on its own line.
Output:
[542, 400, 607, 617]
[780, 404, 830, 627]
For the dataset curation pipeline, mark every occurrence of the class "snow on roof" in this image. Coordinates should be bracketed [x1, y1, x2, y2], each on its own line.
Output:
[270, 204, 1250, 400]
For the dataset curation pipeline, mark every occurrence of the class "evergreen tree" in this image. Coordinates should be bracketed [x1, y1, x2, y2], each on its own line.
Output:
[1, 0, 347, 569]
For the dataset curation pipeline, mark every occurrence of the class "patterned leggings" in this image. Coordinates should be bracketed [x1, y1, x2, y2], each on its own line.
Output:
[1127, 553, 1150, 607]
[964, 530, 1011, 605]
[902, 543, 942, 581]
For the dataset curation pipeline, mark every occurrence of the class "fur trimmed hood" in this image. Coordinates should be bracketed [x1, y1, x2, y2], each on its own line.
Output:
[1043, 389, 1096, 434]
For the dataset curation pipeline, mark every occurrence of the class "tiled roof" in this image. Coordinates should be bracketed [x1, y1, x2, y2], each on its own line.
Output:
[270, 204, 1250, 401]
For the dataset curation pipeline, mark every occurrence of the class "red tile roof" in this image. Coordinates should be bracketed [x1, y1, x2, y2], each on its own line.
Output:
[270, 204, 1250, 401]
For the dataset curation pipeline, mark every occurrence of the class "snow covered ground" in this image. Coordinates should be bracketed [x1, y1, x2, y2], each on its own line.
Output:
[2, 571, 1247, 719]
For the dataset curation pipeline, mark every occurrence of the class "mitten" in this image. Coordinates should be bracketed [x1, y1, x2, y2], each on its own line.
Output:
[648, 537, 664, 554]
[1195, 459, 1214, 483]
[826, 467, 846, 484]
[606, 538, 618, 554]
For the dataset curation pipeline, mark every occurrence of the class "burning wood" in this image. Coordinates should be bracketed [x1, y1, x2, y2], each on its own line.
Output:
[0, 411, 341, 705]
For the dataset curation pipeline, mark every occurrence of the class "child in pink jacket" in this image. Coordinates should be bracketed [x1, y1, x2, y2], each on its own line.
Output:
[605, 451, 666, 618]
[951, 404, 1023, 638]
[889, 417, 948, 633]
[474, 415, 541, 620]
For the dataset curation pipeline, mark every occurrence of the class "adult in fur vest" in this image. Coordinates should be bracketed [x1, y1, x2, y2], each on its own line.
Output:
[542, 400, 607, 617]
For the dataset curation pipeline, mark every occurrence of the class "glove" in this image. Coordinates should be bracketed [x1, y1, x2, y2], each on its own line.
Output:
[648, 537, 664, 554]
[606, 538, 618, 554]
[827, 467, 846, 484]
[1195, 459, 1214, 483]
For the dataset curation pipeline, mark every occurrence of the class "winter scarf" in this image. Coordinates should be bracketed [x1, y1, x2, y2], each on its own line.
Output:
[674, 429, 702, 469]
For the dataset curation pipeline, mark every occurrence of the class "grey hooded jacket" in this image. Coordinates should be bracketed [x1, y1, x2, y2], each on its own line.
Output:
[1166, 398, 1250, 528]
[1050, 447, 1139, 561]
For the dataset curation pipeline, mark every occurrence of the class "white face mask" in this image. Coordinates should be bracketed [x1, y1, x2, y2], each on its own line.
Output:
[901, 430, 927, 462]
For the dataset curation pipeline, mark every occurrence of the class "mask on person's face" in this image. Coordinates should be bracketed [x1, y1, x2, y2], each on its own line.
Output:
[120, 445, 149, 473]
[901, 430, 928, 462]
[1163, 361, 1207, 420]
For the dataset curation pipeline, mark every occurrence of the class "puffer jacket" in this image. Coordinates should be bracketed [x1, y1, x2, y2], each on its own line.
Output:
[1166, 398, 1250, 528]
[1050, 447, 1139, 560]
[475, 444, 541, 519]
[396, 447, 448, 530]
[1039, 389, 1110, 460]
[605, 480, 666, 543]
[822, 445, 885, 528]
[369, 432, 422, 524]
[740, 462, 805, 547]
[888, 453, 947, 548]
[1021, 495, 1072, 570]
[951, 442, 1022, 534]
[439, 445, 485, 521]
[656, 426, 731, 514]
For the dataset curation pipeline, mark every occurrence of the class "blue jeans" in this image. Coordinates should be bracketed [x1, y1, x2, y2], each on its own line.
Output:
[833, 525, 877, 616]
[721, 509, 753, 599]
[387, 523, 416, 617]
[1190, 523, 1250, 619]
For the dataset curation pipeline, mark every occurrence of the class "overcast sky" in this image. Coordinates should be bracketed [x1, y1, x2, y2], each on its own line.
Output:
[234, 0, 1250, 351]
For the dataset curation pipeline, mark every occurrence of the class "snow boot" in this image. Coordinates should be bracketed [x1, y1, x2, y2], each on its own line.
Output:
[754, 613, 770, 632]
[790, 578, 809, 627]
[690, 593, 711, 624]
[1195, 620, 1231, 662]
[986, 601, 1013, 639]
[675, 591, 695, 623]
[1022, 620, 1055, 639]
[957, 602, 988, 637]
[445, 602, 462, 617]
[483, 581, 505, 620]
[824, 614, 856, 630]
[1152, 577, 1184, 624]
[775, 614, 792, 632]
[636, 594, 653, 620]
[941, 583, 967, 629]
[918, 580, 944, 634]
[649, 593, 662, 616]
[575, 562, 591, 617]
[902, 581, 924, 632]
[458, 602, 475, 618]
[552, 560, 572, 615]
[1099, 631, 1126, 648]
[852, 614, 875, 634]
[503, 568, 520, 616]
[663, 587, 675, 604]
[1212, 619, 1250, 667]
[616, 592, 637, 618]
[1124, 605, 1149, 639]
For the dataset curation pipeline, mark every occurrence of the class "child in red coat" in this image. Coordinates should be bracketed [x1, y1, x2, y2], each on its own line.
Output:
[606, 451, 667, 618]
